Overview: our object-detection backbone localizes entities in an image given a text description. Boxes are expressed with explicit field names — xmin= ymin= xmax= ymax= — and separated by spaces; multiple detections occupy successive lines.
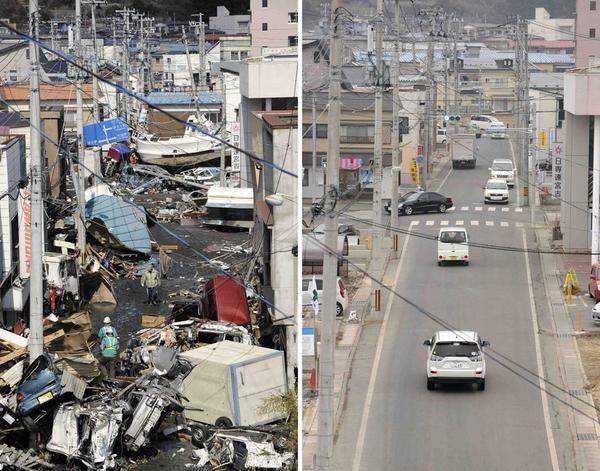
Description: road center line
xmin=351 ymin=227 xmax=413 ymax=471
xmin=522 ymin=230 xmax=560 ymax=471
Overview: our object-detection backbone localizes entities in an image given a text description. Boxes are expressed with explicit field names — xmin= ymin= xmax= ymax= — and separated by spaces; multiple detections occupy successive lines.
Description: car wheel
xmin=215 ymin=417 xmax=233 ymax=428
xmin=439 ymin=204 xmax=446 ymax=213
xmin=404 ymin=206 xmax=413 ymax=215
xmin=191 ymin=424 xmax=210 ymax=447
xmin=438 ymin=261 xmax=442 ymax=266
xmin=336 ymin=302 xmax=343 ymax=317
xmin=477 ymin=379 xmax=485 ymax=391
xmin=427 ymin=379 xmax=435 ymax=391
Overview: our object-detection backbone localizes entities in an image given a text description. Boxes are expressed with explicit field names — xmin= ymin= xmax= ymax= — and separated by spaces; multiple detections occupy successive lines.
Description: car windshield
xmin=487 ymin=181 xmax=507 ymax=190
xmin=492 ymin=162 xmax=513 ymax=171
xmin=439 ymin=231 xmax=466 ymax=243
xmin=433 ymin=342 xmax=480 ymax=358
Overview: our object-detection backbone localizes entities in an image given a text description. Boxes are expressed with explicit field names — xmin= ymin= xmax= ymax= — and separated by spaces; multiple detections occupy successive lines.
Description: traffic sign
xmin=417 ymin=155 xmax=424 ymax=164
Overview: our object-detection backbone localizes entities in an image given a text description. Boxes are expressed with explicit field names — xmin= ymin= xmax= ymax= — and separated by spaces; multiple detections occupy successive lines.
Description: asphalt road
xmin=333 ymin=136 xmax=558 ymax=470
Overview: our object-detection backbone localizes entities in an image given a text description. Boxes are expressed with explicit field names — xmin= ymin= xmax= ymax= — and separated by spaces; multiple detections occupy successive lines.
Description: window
xmin=592 ymin=0 xmax=597 ymax=10
xmin=262 ymin=23 xmax=268 ymax=31
xmin=314 ymin=50 xmax=321 ymax=63
xmin=240 ymin=51 xmax=248 ymax=59
xmin=303 ymin=168 xmax=309 ymax=187
xmin=591 ymin=28 xmax=596 ymax=39
xmin=288 ymin=35 xmax=298 ymax=47
xmin=262 ymin=0 xmax=267 ymax=6
xmin=11 ymin=217 xmax=18 ymax=265
xmin=26 ymin=49 xmax=29 ymax=59
xmin=302 ymin=124 xmax=328 ymax=138
xmin=9 ymin=69 xmax=17 ymax=81
xmin=231 ymin=51 xmax=240 ymax=60
xmin=288 ymin=12 xmax=298 ymax=23
xmin=439 ymin=231 xmax=467 ymax=244
xmin=340 ymin=124 xmax=374 ymax=143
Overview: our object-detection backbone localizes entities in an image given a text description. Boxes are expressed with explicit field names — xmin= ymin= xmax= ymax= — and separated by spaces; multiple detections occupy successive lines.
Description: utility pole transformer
xmin=316 ymin=1 xmax=342 ymax=468
xmin=370 ymin=0 xmax=384 ymax=317
xmin=29 ymin=0 xmax=44 ymax=362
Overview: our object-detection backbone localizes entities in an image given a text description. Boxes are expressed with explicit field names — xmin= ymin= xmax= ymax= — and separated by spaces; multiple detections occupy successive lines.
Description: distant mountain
xmin=304 ymin=0 xmax=575 ymax=29
xmin=0 ymin=1 xmax=250 ymax=25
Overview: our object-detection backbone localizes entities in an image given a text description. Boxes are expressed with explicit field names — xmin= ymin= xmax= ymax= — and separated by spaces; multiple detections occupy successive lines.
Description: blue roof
xmin=85 ymin=195 xmax=151 ymax=255
xmin=144 ymin=91 xmax=222 ymax=105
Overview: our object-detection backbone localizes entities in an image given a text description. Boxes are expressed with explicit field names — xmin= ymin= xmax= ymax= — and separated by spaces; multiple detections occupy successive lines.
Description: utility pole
xmin=391 ymin=0 xmax=401 ymax=242
xmin=116 ymin=8 xmax=133 ymax=123
xmin=513 ymin=16 xmax=529 ymax=206
xmin=316 ymin=0 xmax=342 ymax=467
xmin=83 ymin=0 xmax=106 ymax=123
xmin=453 ymin=19 xmax=460 ymax=117
xmin=220 ymin=75 xmax=227 ymax=186
xmin=423 ymin=33 xmax=434 ymax=190
xmin=75 ymin=0 xmax=87 ymax=261
xmin=191 ymin=14 xmax=207 ymax=91
xmin=593 ymin=116 xmax=600 ymax=265
xmin=29 ymin=0 xmax=44 ymax=362
xmin=370 ymin=0 xmax=384 ymax=318
xmin=523 ymin=19 xmax=530 ymax=209
xmin=312 ymin=92 xmax=318 ymax=203
xmin=182 ymin=25 xmax=200 ymax=115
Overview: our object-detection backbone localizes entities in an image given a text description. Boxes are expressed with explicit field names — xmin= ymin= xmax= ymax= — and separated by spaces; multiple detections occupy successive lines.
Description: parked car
xmin=437 ymin=227 xmax=469 ymax=266
xmin=592 ymin=302 xmax=600 ymax=323
xmin=469 ymin=115 xmax=503 ymax=131
xmin=301 ymin=275 xmax=348 ymax=316
xmin=397 ymin=191 xmax=453 ymax=216
xmin=384 ymin=190 xmax=421 ymax=214
xmin=589 ymin=264 xmax=600 ymax=301
xmin=489 ymin=159 xmax=516 ymax=187
xmin=484 ymin=178 xmax=509 ymax=204
xmin=424 ymin=330 xmax=489 ymax=391
xmin=436 ymin=128 xmax=447 ymax=144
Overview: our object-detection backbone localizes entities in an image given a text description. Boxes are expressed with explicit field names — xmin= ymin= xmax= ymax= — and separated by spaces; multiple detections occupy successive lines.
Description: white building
xmin=209 ymin=6 xmax=250 ymax=35
xmin=528 ymin=7 xmax=574 ymax=41
xmin=249 ymin=0 xmax=298 ymax=57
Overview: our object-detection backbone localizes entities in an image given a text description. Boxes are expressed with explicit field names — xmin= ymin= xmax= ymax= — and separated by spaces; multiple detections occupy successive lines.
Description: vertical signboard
xmin=229 ymin=122 xmax=241 ymax=187
xmin=552 ymin=142 xmax=563 ymax=199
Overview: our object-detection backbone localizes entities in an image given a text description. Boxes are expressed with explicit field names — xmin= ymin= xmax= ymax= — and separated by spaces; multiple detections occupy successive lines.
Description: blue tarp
xmin=85 ymin=195 xmax=151 ymax=255
xmin=83 ymin=118 xmax=130 ymax=147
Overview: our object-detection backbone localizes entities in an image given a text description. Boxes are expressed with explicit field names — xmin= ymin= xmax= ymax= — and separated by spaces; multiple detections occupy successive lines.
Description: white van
xmin=424 ymin=331 xmax=489 ymax=391
xmin=301 ymin=276 xmax=348 ymax=316
xmin=469 ymin=115 xmax=503 ymax=131
xmin=437 ymin=227 xmax=469 ymax=266
xmin=436 ymin=128 xmax=447 ymax=144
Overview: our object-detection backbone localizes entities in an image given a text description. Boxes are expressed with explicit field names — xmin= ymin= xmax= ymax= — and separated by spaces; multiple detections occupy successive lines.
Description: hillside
xmin=304 ymin=0 xmax=575 ymax=29
xmin=0 ymin=0 xmax=250 ymax=25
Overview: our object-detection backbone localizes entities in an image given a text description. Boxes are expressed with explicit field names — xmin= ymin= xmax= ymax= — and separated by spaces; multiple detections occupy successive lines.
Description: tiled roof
xmin=144 ymin=91 xmax=222 ymax=105
xmin=0 ymin=83 xmax=97 ymax=101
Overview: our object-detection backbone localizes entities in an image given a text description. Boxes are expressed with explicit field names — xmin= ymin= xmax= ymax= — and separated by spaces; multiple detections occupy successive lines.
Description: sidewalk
xmin=302 ymin=147 xmax=451 ymax=469
xmin=536 ymin=212 xmax=600 ymax=470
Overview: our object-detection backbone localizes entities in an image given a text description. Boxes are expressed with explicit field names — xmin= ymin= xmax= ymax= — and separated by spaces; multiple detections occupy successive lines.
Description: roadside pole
xmin=390 ymin=0 xmax=401 ymax=253
xmin=75 ymin=0 xmax=87 ymax=263
xmin=312 ymin=93 xmax=318 ymax=203
xmin=523 ymin=19 xmax=530 ymax=207
xmin=423 ymin=36 xmax=433 ymax=190
xmin=370 ymin=0 xmax=384 ymax=318
xmin=220 ymin=75 xmax=227 ymax=186
xmin=28 ymin=0 xmax=44 ymax=362
xmin=593 ymin=115 xmax=600 ymax=265
xmin=316 ymin=0 xmax=342 ymax=467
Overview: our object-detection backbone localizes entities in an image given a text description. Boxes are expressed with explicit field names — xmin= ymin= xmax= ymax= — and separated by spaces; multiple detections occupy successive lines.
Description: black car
xmin=397 ymin=191 xmax=453 ymax=215
xmin=384 ymin=191 xmax=419 ymax=214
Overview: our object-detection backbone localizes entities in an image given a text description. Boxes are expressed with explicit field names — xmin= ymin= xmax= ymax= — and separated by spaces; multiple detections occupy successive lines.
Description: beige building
xmin=528 ymin=7 xmax=574 ymax=41
xmin=249 ymin=0 xmax=298 ymax=56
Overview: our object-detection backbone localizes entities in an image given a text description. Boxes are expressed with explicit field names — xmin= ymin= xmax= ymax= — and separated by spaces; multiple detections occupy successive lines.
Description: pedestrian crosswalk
xmin=410 ymin=219 xmax=525 ymax=229
xmin=446 ymin=205 xmax=525 ymax=213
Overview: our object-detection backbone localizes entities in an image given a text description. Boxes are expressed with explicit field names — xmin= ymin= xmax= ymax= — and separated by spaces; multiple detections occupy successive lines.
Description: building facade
xmin=575 ymin=0 xmax=600 ymax=67
xmin=249 ymin=0 xmax=298 ymax=56
xmin=209 ymin=6 xmax=250 ymax=35
xmin=528 ymin=7 xmax=574 ymax=41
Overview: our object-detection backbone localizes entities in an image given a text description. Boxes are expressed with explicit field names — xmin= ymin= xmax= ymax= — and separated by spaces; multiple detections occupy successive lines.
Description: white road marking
xmin=522 ymin=231 xmax=561 ymax=471
xmin=352 ymin=227 xmax=413 ymax=471
xmin=447 ymin=207 xmax=455 ymax=212
xmin=488 ymin=207 xmax=496 ymax=212
xmin=501 ymin=221 xmax=509 ymax=227
xmin=516 ymin=207 xmax=523 ymax=213
xmin=502 ymin=207 xmax=509 ymax=212
xmin=411 ymin=220 xmax=420 ymax=226
xmin=475 ymin=206 xmax=483 ymax=211
xmin=426 ymin=220 xmax=434 ymax=226
xmin=456 ymin=220 xmax=464 ymax=226
xmin=440 ymin=220 xmax=449 ymax=226
xmin=461 ymin=206 xmax=469 ymax=211
xmin=516 ymin=222 xmax=524 ymax=227
xmin=470 ymin=220 xmax=479 ymax=226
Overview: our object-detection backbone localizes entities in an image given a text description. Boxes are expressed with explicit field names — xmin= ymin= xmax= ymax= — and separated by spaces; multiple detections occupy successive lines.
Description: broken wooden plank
xmin=0 ymin=329 xmax=28 ymax=349
xmin=0 ymin=329 xmax=66 ymax=367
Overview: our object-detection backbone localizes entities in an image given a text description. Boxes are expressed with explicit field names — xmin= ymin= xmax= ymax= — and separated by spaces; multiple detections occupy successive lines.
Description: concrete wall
xmin=562 ymin=112 xmax=590 ymax=250
xmin=240 ymin=59 xmax=298 ymax=99
xmin=576 ymin=0 xmax=600 ymax=67
xmin=249 ymin=0 xmax=297 ymax=56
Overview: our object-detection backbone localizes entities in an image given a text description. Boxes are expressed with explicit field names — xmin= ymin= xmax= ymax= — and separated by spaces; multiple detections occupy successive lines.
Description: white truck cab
xmin=424 ymin=330 xmax=489 ymax=391
xmin=437 ymin=227 xmax=469 ymax=266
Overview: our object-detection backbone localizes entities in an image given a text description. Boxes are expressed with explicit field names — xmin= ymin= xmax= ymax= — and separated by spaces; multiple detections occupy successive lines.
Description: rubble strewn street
xmin=0 ymin=0 xmax=298 ymax=468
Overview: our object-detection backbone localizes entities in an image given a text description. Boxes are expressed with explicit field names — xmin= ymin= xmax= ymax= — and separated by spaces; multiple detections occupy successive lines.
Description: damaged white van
xmin=437 ymin=227 xmax=469 ymax=266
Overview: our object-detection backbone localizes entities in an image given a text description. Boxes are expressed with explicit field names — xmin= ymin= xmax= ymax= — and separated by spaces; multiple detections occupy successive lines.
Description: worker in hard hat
xmin=98 ymin=317 xmax=119 ymax=378
xmin=141 ymin=263 xmax=161 ymax=305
